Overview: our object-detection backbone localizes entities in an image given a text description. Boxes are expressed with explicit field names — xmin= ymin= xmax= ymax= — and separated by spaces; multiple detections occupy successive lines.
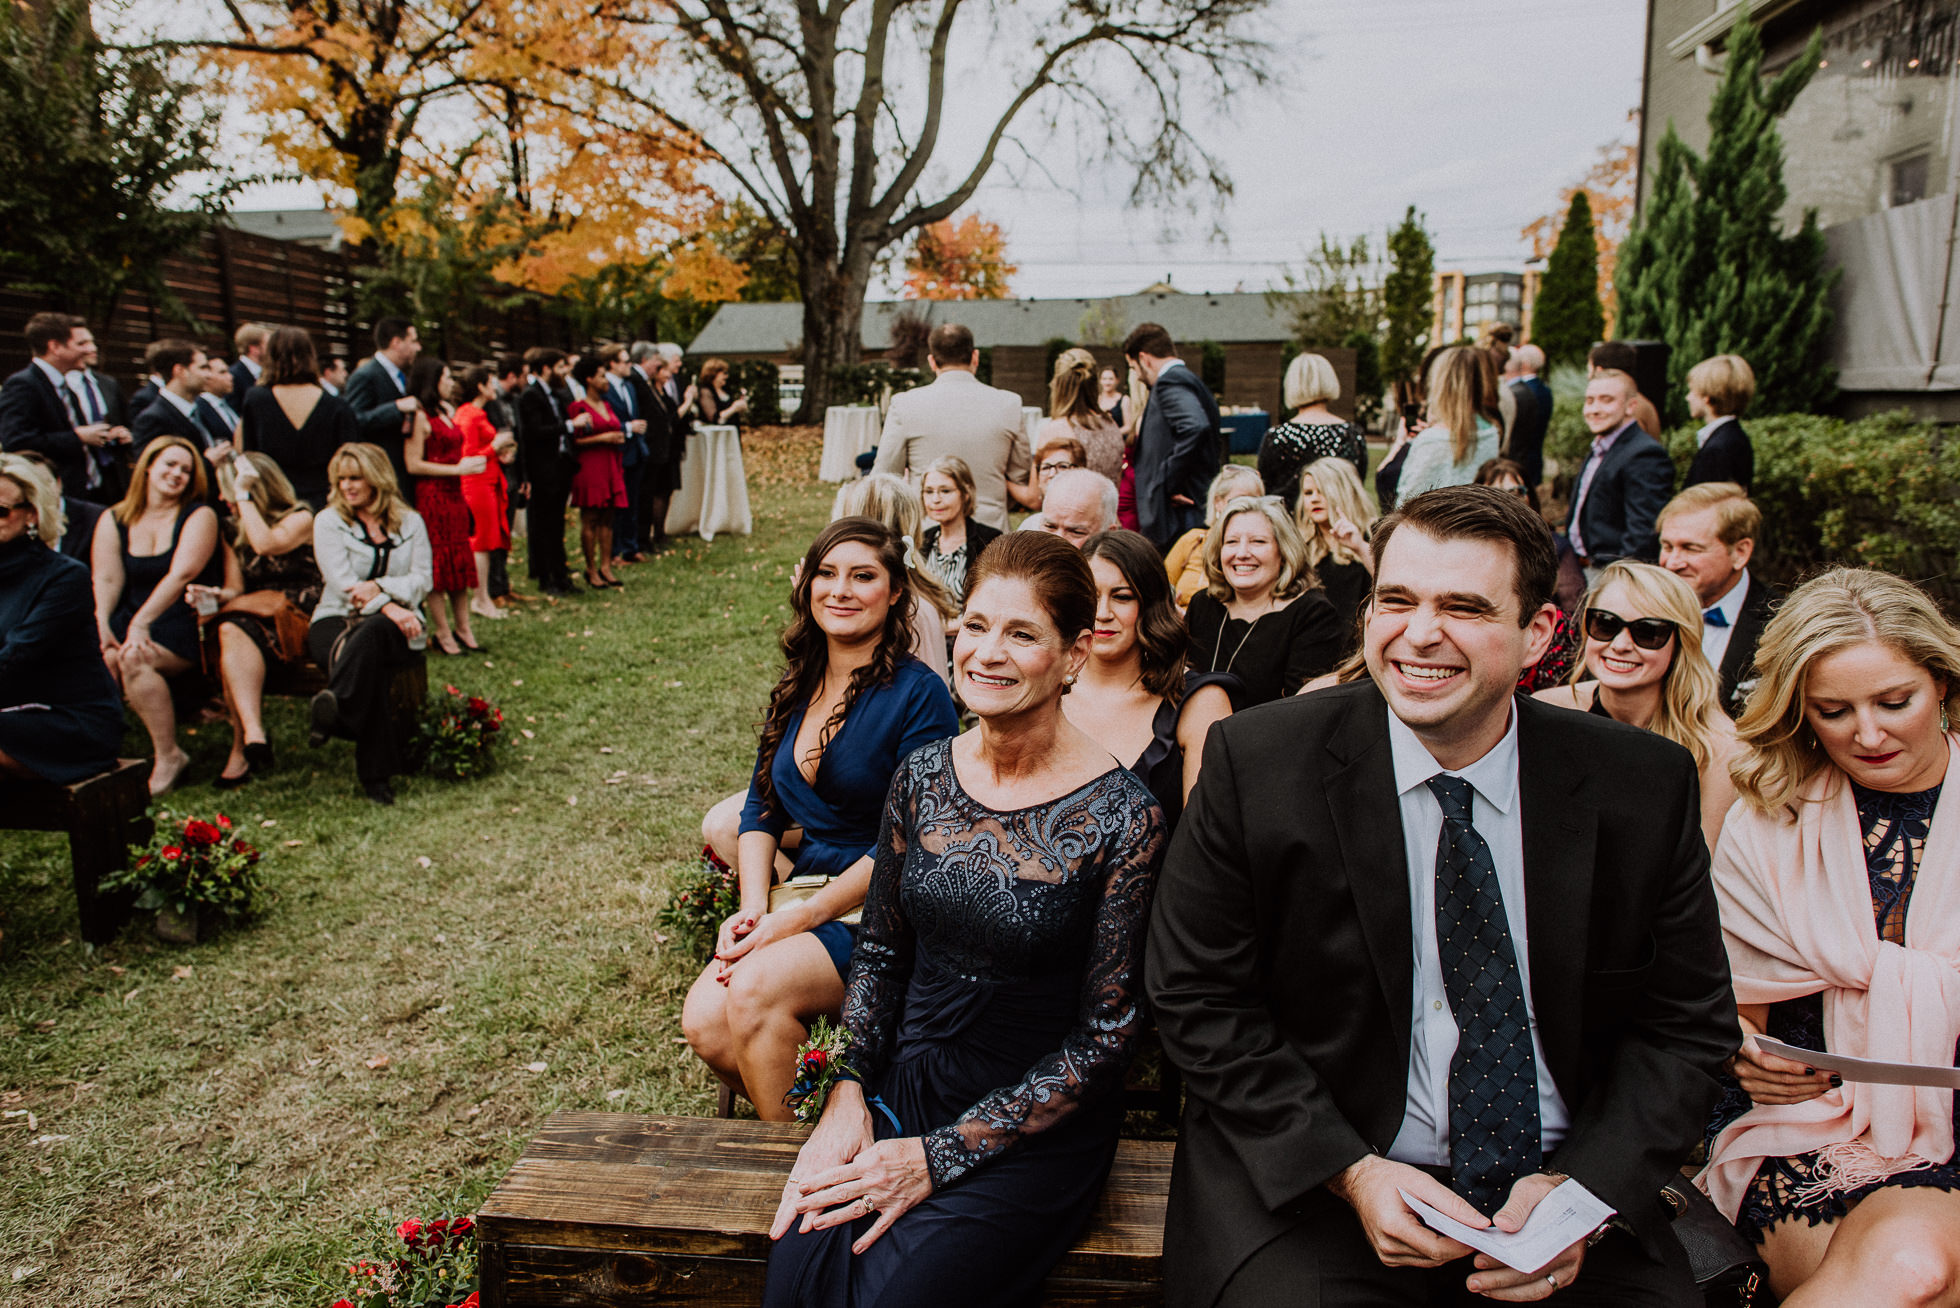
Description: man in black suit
xmin=195 ymin=355 xmax=243 ymax=450
xmin=625 ymin=342 xmax=671 ymax=554
xmin=515 ymin=347 xmax=592 ymax=595
xmin=1658 ymin=483 xmax=1773 ymax=719
xmin=1681 ymin=354 xmax=1754 ymax=492
xmin=341 ymin=316 xmax=424 ymax=493
xmin=1566 ymin=370 xmax=1675 ymax=583
xmin=1504 ymin=344 xmax=1552 ymax=491
xmin=230 ymin=323 xmax=270 ymax=399
xmin=131 ymin=341 xmax=211 ymax=449
xmin=0 ymin=312 xmax=128 ymax=501
xmin=1148 ymin=485 xmax=1737 ymax=1307
xmin=129 ymin=338 xmax=176 ymax=419
xmin=66 ymin=328 xmax=134 ymax=500
xmin=1125 ymin=321 xmax=1223 ymax=551
xmin=603 ymin=342 xmax=651 ymax=565
xmin=484 ymin=354 xmax=527 ymax=602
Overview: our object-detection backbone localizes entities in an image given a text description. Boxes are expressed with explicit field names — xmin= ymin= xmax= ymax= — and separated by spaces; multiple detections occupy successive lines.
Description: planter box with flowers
xmin=97 ymin=810 xmax=267 ymax=943
xmin=415 ymin=685 xmax=504 ymax=780
xmin=328 ymin=1214 xmax=477 ymax=1308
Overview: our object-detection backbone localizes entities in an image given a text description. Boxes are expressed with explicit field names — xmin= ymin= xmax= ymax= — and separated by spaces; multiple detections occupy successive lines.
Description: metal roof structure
xmin=686 ymin=290 xmax=1297 ymax=355
xmin=222 ymin=209 xmax=347 ymax=251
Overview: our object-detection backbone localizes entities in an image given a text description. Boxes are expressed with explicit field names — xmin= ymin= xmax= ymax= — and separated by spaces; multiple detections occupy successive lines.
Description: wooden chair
xmin=476 ymin=1112 xmax=1173 ymax=1307
xmin=0 ymin=758 xmax=153 ymax=944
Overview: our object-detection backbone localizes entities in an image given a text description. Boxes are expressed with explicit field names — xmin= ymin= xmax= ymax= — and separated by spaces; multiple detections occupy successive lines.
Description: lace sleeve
xmin=922 ymin=793 xmax=1167 ymax=1188
xmin=837 ymin=762 xmax=918 ymax=1086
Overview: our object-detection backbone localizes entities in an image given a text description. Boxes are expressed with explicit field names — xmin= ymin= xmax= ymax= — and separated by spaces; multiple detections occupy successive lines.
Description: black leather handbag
xmin=1660 ymin=1177 xmax=1766 ymax=1307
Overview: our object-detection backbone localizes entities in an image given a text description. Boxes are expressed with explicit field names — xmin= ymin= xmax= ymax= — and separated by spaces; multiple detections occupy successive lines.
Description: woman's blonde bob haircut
xmin=325 ymin=442 xmax=411 ymax=535
xmin=1295 ymin=456 xmax=1378 ymax=569
xmin=1283 ymin=352 xmax=1341 ymax=409
xmin=113 ymin=436 xmax=208 ymax=525
xmin=830 ymin=471 xmax=957 ymax=618
xmin=0 ymin=452 xmax=62 ymax=546
xmin=1571 ymin=561 xmax=1725 ymax=772
xmin=1731 ymin=567 xmax=1960 ymax=813
xmin=1202 ymin=495 xmax=1316 ymax=603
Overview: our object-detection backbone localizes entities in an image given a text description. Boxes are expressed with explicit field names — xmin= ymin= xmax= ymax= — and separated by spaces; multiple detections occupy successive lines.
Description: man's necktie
xmin=1428 ymin=774 xmax=1542 ymax=1213
xmin=80 ymin=375 xmax=103 ymax=424
xmin=1702 ymin=608 xmax=1729 ymax=628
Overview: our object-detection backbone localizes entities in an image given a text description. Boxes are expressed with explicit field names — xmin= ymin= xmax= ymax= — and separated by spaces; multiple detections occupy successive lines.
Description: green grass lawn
xmin=0 ymin=428 xmax=835 ymax=1306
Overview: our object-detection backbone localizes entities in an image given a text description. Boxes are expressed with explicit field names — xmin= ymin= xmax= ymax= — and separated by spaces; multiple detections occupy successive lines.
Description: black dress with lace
xmin=763 ymin=739 xmax=1168 ymax=1308
xmin=1707 ymin=781 xmax=1960 ymax=1243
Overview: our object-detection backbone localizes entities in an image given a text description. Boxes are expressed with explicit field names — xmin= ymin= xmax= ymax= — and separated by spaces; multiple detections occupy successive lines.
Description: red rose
xmin=445 ymin=683 xmax=461 ymax=696
xmin=396 ymin=1217 xmax=424 ymax=1246
xmin=160 ymin=845 xmax=183 ymax=860
xmin=806 ymin=1049 xmax=828 ymax=1071
xmin=216 ymin=814 xmax=232 ymax=830
xmin=449 ymin=1294 xmax=480 ymax=1308
xmin=184 ymin=819 xmax=221 ymax=846
xmin=334 ymin=1300 xmax=356 ymax=1308
xmin=451 ymin=1216 xmax=474 ymax=1238
xmin=468 ymin=697 xmax=489 ymax=714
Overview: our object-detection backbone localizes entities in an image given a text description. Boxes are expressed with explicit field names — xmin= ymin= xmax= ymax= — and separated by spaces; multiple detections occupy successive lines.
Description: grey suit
xmin=872 ymin=370 xmax=1028 ymax=531
xmin=1133 ymin=362 xmax=1222 ymax=550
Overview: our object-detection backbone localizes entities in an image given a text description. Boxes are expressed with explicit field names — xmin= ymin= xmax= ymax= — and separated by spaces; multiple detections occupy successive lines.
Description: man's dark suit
xmin=516 ymin=379 xmax=577 ymax=586
xmin=1713 ymin=573 xmax=1776 ymax=719
xmin=1682 ymin=416 xmax=1752 ymax=493
xmin=623 ymin=366 xmax=670 ymax=550
xmin=229 ymin=359 xmax=258 ymax=401
xmin=58 ymin=495 xmax=104 ymax=567
xmin=1505 ymin=376 xmax=1552 ymax=490
xmin=0 ymin=363 xmax=89 ymax=496
xmin=129 ymin=377 xmax=161 ymax=419
xmin=1567 ymin=424 xmax=1676 ymax=566
xmin=341 ymin=358 xmax=414 ymax=492
xmin=196 ymin=396 xmax=238 ymax=450
xmin=132 ymin=393 xmax=209 ymax=454
xmin=1146 ymin=682 xmax=1737 ymax=1306
xmin=1134 ymin=362 xmax=1223 ymax=550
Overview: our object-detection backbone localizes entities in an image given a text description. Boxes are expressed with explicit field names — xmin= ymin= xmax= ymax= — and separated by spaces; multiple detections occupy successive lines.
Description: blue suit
xmin=608 ymin=376 xmax=650 ymax=559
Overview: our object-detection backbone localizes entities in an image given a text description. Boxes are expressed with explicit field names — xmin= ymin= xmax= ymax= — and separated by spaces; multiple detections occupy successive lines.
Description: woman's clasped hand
xmin=770 ymin=1081 xmax=933 ymax=1254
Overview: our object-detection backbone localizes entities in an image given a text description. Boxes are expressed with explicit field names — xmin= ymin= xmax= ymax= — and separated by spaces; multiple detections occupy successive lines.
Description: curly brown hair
xmin=752 ymin=517 xmax=916 ymax=821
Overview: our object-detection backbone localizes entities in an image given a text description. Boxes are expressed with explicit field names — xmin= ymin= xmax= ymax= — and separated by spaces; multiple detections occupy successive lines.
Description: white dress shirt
xmin=1701 ymin=568 xmax=1750 ymax=670
xmin=1384 ymin=706 xmax=1572 ymax=1169
xmin=157 ymin=386 xmax=199 ymax=423
xmin=241 ymin=356 xmax=263 ymax=381
xmin=1695 ymin=417 xmax=1726 ymax=449
xmin=65 ymin=368 xmax=108 ymax=424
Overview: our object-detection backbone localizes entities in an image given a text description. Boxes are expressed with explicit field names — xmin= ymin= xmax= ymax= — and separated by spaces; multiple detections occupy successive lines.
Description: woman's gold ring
xmin=858 ymin=1197 xmax=875 ymax=1216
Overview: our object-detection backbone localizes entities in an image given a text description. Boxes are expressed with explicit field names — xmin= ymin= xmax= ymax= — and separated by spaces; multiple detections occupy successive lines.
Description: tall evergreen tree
xmin=1532 ymin=191 xmax=1606 ymax=369
xmin=1618 ymin=16 xmax=1834 ymax=424
xmin=1382 ymin=206 xmax=1436 ymax=385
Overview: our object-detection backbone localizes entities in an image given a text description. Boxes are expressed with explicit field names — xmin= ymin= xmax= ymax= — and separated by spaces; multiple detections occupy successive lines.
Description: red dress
xmin=568 ymin=398 xmax=627 ymax=509
xmin=415 ymin=411 xmax=478 ymax=593
xmin=456 ymin=401 xmax=510 ymax=551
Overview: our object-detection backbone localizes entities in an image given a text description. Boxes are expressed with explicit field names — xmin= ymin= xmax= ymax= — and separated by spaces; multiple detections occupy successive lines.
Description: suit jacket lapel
xmin=1516 ymin=696 xmax=1594 ymax=1094
xmin=1719 ymin=575 xmax=1765 ymax=696
xmin=1324 ymin=684 xmax=1414 ymax=1059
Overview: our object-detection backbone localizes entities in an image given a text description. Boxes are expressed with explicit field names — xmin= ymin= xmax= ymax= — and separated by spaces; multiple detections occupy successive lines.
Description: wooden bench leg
xmin=717 ymin=1084 xmax=736 ymax=1119
xmin=69 ymin=809 xmax=145 ymax=945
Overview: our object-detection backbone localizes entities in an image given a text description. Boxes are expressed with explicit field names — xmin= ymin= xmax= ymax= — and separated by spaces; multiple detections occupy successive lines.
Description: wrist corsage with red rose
xmin=784 ymin=1017 xmax=859 ymax=1125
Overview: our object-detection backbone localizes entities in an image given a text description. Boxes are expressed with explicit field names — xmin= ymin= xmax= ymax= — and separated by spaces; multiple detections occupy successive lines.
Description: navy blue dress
xmin=740 ymin=654 xmax=959 ymax=975
xmin=763 ymin=740 xmax=1167 ymax=1308
xmin=0 ymin=536 xmax=123 ymax=783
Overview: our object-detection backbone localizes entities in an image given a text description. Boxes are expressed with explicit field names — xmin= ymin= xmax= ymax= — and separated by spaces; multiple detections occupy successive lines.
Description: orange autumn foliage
xmin=1523 ymin=137 xmax=1636 ymax=335
xmin=903 ymin=214 xmax=1016 ymax=300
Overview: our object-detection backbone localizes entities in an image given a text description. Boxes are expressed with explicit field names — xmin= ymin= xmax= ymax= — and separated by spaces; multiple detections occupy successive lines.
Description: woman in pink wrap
xmin=1698 ymin=568 xmax=1960 ymax=1305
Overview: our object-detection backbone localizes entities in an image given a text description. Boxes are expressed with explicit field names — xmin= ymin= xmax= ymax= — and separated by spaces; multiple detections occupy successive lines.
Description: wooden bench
xmin=476 ymin=1113 xmax=1173 ymax=1307
xmin=0 ymin=758 xmax=153 ymax=944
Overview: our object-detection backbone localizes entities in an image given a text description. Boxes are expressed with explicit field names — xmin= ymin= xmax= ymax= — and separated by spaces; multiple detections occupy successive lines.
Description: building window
xmin=1890 ymin=153 xmax=1931 ymax=208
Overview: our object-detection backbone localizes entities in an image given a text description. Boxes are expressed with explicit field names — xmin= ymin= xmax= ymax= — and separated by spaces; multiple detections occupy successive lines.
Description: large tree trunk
xmin=794 ymin=257 xmax=866 ymax=423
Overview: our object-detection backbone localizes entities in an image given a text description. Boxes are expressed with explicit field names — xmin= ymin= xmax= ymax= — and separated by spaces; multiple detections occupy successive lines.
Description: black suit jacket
xmin=132 ymin=394 xmax=210 ymax=454
xmin=1505 ymin=377 xmax=1551 ymax=489
xmin=196 ymin=396 xmax=237 ymax=450
xmin=129 ymin=379 xmax=161 ymax=419
xmin=342 ymin=359 xmax=413 ymax=490
xmin=1714 ymin=573 xmax=1776 ymax=719
xmin=516 ymin=380 xmax=578 ymax=483
xmin=58 ymin=495 xmax=103 ymax=567
xmin=1146 ymin=683 xmax=1737 ymax=1306
xmin=229 ymin=360 xmax=257 ymax=400
xmin=624 ymin=368 xmax=670 ymax=466
xmin=1134 ymin=363 xmax=1223 ymax=548
xmin=0 ymin=364 xmax=88 ymax=496
xmin=1567 ymin=424 xmax=1676 ymax=565
xmin=1683 ymin=417 xmax=1753 ymax=493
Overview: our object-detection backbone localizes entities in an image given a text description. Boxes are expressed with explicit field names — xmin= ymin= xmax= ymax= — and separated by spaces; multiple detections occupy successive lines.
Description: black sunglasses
xmin=1584 ymin=608 xmax=1676 ymax=650
xmin=0 ymin=501 xmax=27 ymax=520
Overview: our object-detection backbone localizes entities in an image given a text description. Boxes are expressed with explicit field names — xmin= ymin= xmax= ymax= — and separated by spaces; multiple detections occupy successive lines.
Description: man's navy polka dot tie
xmin=1427 ymin=774 xmax=1542 ymax=1213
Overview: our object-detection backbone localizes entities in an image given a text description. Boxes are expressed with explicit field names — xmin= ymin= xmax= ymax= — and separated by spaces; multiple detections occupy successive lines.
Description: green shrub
xmin=730 ymin=360 xmax=782 ymax=425
xmin=1541 ymin=363 xmax=1593 ymax=483
xmin=828 ymin=362 xmax=926 ymax=407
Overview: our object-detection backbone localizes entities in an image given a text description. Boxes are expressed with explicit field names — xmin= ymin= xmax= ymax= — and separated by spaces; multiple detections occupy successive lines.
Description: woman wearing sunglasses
xmin=1535 ymin=559 xmax=1739 ymax=848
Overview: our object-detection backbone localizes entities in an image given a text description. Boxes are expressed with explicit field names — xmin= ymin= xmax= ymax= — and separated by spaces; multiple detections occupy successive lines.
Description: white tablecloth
xmin=1022 ymin=406 xmax=1045 ymax=450
xmin=666 ymin=425 xmax=752 ymax=541
xmin=820 ymin=406 xmax=882 ymax=481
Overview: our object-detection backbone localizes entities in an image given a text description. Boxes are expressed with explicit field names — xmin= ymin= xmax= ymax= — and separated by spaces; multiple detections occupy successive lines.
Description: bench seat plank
xmin=477 ymin=1113 xmax=1172 ymax=1307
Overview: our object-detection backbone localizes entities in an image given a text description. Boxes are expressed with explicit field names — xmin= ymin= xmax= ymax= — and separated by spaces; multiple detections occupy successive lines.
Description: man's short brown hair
xmin=1123 ymin=322 xmax=1175 ymax=360
xmin=927 ymin=323 xmax=975 ymax=367
xmin=148 ymin=339 xmax=202 ymax=381
xmin=1370 ymin=484 xmax=1558 ymax=626
xmin=24 ymin=312 xmax=83 ymax=356
xmin=1685 ymin=354 xmax=1755 ymax=417
xmin=234 ymin=322 xmax=271 ymax=354
xmin=1658 ymin=481 xmax=1761 ymax=548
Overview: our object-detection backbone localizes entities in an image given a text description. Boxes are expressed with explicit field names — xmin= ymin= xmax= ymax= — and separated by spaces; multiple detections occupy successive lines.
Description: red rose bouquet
xmin=417 ymin=684 xmax=504 ymax=780
xmin=327 ymin=1213 xmax=477 ymax=1308
xmin=100 ymin=809 xmax=267 ymax=925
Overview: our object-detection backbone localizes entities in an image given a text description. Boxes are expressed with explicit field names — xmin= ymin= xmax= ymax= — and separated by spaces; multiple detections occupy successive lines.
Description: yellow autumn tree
xmin=1523 ymin=135 xmax=1636 ymax=334
xmin=903 ymin=215 xmax=1016 ymax=300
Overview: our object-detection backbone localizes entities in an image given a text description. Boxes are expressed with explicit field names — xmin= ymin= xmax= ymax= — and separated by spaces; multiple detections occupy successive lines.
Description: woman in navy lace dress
xmin=765 ymin=531 xmax=1168 ymax=1308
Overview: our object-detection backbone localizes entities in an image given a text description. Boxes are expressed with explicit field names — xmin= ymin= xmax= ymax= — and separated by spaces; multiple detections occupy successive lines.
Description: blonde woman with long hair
xmin=90 ymin=435 xmax=222 ymax=795
xmin=1534 ymin=560 xmax=1738 ymax=847
xmin=307 ymin=442 xmax=432 ymax=805
xmin=1033 ymin=347 xmax=1123 ymax=484
xmin=1293 ymin=455 xmax=1378 ymax=637
xmin=1696 ymin=568 xmax=1960 ymax=1305
xmin=1390 ymin=345 xmax=1501 ymax=507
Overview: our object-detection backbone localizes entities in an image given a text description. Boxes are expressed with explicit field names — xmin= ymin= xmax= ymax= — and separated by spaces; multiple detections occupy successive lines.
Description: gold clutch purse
xmin=767 ymin=873 xmax=863 ymax=926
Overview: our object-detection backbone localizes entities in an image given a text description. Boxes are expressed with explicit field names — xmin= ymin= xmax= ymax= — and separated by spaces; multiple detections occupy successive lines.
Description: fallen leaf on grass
xmin=171 ymin=965 xmax=193 ymax=981
xmin=521 ymin=729 xmax=535 ymax=740
xmin=526 ymin=1061 xmax=548 ymax=1073
xmin=34 ymin=1019 xmax=55 ymax=1031
xmin=567 ymin=795 xmax=578 ymax=806
xmin=31 ymin=1135 xmax=69 ymax=1146
xmin=599 ymin=746 xmax=613 ymax=754
xmin=283 ymin=839 xmax=304 ymax=848
xmin=14 ymin=1267 xmax=43 ymax=1283
xmin=122 ymin=988 xmax=140 ymax=1005
xmin=107 ymin=965 xmax=126 ymax=976
xmin=606 ymin=1089 xmax=629 ymax=1101
xmin=365 ymin=1055 xmax=391 ymax=1071
xmin=416 ymin=856 xmax=433 ymax=869
xmin=260 ymin=819 xmax=277 ymax=828
xmin=511 ymin=679 xmax=523 ymax=687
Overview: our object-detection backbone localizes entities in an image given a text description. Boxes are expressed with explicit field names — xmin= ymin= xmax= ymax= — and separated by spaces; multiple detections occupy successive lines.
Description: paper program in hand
xmin=1399 ymin=1179 xmax=1616 ymax=1275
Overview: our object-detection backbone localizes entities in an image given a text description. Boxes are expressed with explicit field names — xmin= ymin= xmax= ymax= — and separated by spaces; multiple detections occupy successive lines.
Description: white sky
xmin=155 ymin=0 xmax=1647 ymax=300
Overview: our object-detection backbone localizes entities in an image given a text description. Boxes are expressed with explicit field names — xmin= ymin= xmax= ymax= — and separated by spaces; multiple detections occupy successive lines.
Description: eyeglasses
xmin=0 ymin=500 xmax=27 ymax=520
xmin=1583 ymin=608 xmax=1677 ymax=650
xmin=1038 ymin=460 xmax=1076 ymax=475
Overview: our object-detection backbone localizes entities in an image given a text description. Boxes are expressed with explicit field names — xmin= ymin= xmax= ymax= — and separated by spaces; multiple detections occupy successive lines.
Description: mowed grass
xmin=0 ymin=428 xmax=835 ymax=1307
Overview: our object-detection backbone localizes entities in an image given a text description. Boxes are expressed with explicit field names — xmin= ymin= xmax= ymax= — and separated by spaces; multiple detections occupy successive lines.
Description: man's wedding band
xmin=1545 ymin=1272 xmax=1559 ymax=1290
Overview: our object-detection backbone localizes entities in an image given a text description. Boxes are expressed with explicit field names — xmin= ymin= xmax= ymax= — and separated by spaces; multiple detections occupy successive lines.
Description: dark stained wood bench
xmin=477 ymin=1113 xmax=1173 ymax=1307
xmin=0 ymin=758 xmax=153 ymax=944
